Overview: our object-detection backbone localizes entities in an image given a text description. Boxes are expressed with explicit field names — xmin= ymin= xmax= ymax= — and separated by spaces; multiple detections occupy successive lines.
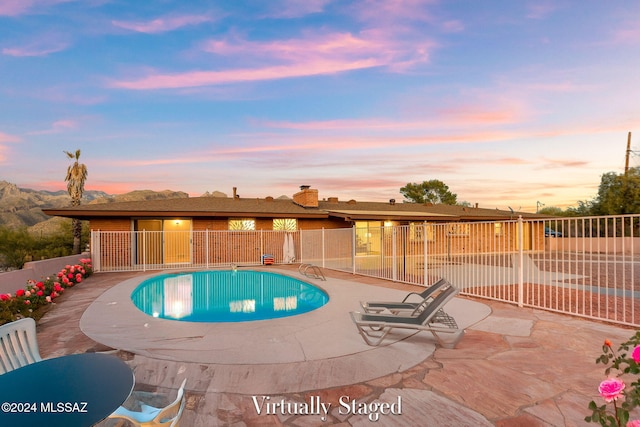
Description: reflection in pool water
xmin=131 ymin=270 xmax=329 ymax=322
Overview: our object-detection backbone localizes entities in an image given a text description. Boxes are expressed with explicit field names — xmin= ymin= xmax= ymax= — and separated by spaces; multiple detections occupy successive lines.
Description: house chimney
xmin=233 ymin=187 xmax=239 ymax=199
xmin=293 ymin=185 xmax=318 ymax=207
xmin=327 ymin=197 xmax=339 ymax=204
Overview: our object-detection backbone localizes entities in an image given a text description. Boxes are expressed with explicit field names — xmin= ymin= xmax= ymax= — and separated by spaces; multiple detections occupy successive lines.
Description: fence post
xmin=423 ymin=222 xmax=428 ymax=285
xmin=392 ymin=226 xmax=397 ymax=281
xmin=352 ymin=226 xmax=356 ymax=274
xmin=141 ymin=230 xmax=146 ymax=272
xmin=322 ymin=228 xmax=326 ymax=269
xmin=517 ymin=216 xmax=524 ymax=307
xmin=206 ymin=229 xmax=209 ymax=269
xmin=91 ymin=230 xmax=99 ymax=272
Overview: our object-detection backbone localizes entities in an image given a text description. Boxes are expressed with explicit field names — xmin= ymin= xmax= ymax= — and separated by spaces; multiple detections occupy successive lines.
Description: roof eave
xmin=42 ymin=208 xmax=328 ymax=219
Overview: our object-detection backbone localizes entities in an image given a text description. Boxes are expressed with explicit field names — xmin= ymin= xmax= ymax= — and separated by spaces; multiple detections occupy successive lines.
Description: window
xmin=228 ymin=219 xmax=256 ymax=230
xmin=410 ymin=222 xmax=435 ymax=241
xmin=355 ymin=221 xmax=382 ymax=255
xmin=273 ymin=218 xmax=297 ymax=231
xmin=448 ymin=223 xmax=470 ymax=236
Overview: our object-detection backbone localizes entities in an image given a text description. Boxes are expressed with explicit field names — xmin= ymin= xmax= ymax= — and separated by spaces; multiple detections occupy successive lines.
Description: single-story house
xmin=44 ymin=186 xmax=548 ymax=270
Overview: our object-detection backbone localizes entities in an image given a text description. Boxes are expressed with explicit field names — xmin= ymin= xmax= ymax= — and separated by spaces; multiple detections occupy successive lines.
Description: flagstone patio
xmin=34 ymin=266 xmax=637 ymax=426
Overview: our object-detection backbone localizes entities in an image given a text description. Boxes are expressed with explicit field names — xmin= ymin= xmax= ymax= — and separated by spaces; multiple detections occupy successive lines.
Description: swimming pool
xmin=131 ymin=270 xmax=329 ymax=322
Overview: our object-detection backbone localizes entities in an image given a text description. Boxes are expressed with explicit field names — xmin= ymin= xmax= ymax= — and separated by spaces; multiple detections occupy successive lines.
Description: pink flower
xmin=631 ymin=346 xmax=640 ymax=363
xmin=36 ymin=290 xmax=43 ymax=297
xmin=24 ymin=300 xmax=30 ymax=305
xmin=25 ymin=290 xmax=31 ymax=297
xmin=627 ymin=421 xmax=640 ymax=427
xmin=599 ymin=378 xmax=626 ymax=402
xmin=45 ymin=296 xmax=52 ymax=303
xmin=0 ymin=294 xmax=10 ymax=301
xmin=15 ymin=289 xmax=25 ymax=297
xmin=76 ymin=277 xmax=82 ymax=283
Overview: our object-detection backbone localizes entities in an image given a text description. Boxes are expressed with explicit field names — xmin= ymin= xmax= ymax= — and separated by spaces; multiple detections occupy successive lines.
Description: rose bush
xmin=587 ymin=332 xmax=640 ymax=427
xmin=0 ymin=258 xmax=92 ymax=325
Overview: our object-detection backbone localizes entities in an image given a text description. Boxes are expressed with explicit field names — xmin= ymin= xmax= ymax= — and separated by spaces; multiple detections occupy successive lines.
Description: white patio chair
xmin=109 ymin=378 xmax=187 ymax=426
xmin=0 ymin=317 xmax=43 ymax=374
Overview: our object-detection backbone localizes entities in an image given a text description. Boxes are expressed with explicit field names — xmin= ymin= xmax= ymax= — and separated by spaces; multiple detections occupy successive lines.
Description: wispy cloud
xmin=0 ymin=132 xmax=20 ymax=163
xmin=612 ymin=26 xmax=640 ymax=45
xmin=351 ymin=0 xmax=438 ymax=25
xmin=526 ymin=2 xmax=557 ymax=19
xmin=260 ymin=105 xmax=524 ymax=131
xmin=28 ymin=119 xmax=79 ymax=135
xmin=0 ymin=131 xmax=20 ymax=143
xmin=264 ymin=0 xmax=332 ymax=18
xmin=2 ymin=41 xmax=68 ymax=57
xmin=0 ymin=0 xmax=75 ymax=17
xmin=110 ymin=58 xmax=383 ymax=90
xmin=0 ymin=0 xmax=33 ymax=16
xmin=111 ymin=30 xmax=435 ymax=89
xmin=538 ymin=157 xmax=590 ymax=169
xmin=112 ymin=14 xmax=212 ymax=34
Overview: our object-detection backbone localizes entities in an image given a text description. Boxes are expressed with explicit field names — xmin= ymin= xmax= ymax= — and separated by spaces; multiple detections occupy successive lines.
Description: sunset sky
xmin=1 ymin=1 xmax=639 ymax=211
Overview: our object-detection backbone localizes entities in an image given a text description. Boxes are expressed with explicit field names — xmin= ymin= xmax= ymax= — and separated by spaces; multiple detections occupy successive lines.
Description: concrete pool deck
xmin=34 ymin=266 xmax=638 ymax=426
xmin=79 ymin=269 xmax=489 ymax=394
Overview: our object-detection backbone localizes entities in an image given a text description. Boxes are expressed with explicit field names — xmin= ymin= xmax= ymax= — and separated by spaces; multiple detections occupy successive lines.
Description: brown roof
xmin=43 ymin=195 xmax=547 ymax=222
xmin=43 ymin=197 xmax=327 ymax=219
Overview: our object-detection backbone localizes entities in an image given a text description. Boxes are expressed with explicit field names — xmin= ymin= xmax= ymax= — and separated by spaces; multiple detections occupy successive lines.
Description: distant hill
xmin=0 ymin=181 xmax=190 ymax=234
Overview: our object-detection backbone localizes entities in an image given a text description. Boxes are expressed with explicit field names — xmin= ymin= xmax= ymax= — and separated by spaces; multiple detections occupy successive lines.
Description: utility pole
xmin=625 ymin=131 xmax=632 ymax=174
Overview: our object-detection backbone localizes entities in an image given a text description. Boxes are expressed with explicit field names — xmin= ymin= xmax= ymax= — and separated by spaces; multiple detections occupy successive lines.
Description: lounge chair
xmin=0 ymin=317 xmax=43 ymax=374
xmin=360 ymin=278 xmax=449 ymax=314
xmin=350 ymin=285 xmax=464 ymax=348
xmin=109 ymin=378 xmax=187 ymax=426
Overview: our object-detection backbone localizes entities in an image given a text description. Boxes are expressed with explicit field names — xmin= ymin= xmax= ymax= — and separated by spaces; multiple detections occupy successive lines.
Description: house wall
xmin=90 ymin=218 xmax=131 ymax=231
xmin=89 ymin=219 xmax=132 ymax=269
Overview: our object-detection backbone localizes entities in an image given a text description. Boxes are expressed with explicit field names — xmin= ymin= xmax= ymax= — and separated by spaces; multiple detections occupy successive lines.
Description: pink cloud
xmin=350 ymin=0 xmax=438 ymax=25
xmin=28 ymin=119 xmax=79 ymax=135
xmin=538 ymin=158 xmax=590 ymax=169
xmin=436 ymin=105 xmax=525 ymax=126
xmin=2 ymin=42 xmax=68 ymax=57
xmin=0 ymin=0 xmax=75 ymax=17
xmin=260 ymin=104 xmax=524 ymax=131
xmin=0 ymin=132 xmax=20 ymax=143
xmin=204 ymin=32 xmax=381 ymax=60
xmin=612 ymin=27 xmax=640 ymax=45
xmin=0 ymin=0 xmax=37 ymax=16
xmin=265 ymin=0 xmax=332 ymax=18
xmin=441 ymin=20 xmax=464 ymax=33
xmin=526 ymin=2 xmax=558 ymax=19
xmin=112 ymin=15 xmax=212 ymax=34
xmin=112 ymin=30 xmax=435 ymax=89
xmin=111 ymin=57 xmax=384 ymax=90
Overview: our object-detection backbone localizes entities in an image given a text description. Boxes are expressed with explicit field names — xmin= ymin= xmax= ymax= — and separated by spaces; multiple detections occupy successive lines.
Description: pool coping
xmin=80 ymin=267 xmax=491 ymax=393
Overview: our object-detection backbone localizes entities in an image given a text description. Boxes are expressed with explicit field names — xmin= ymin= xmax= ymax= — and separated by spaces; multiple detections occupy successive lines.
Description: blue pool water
xmin=131 ymin=270 xmax=329 ymax=322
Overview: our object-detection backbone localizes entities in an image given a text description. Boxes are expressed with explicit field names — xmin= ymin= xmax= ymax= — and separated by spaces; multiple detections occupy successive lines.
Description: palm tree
xmin=64 ymin=149 xmax=88 ymax=254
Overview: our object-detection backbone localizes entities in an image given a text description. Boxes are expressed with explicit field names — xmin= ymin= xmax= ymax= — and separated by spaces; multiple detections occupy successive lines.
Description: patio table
xmin=0 ymin=352 xmax=134 ymax=427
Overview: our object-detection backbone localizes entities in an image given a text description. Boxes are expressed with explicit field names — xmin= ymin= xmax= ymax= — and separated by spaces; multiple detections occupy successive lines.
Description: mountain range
xmin=0 ymin=181 xmax=193 ymax=234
